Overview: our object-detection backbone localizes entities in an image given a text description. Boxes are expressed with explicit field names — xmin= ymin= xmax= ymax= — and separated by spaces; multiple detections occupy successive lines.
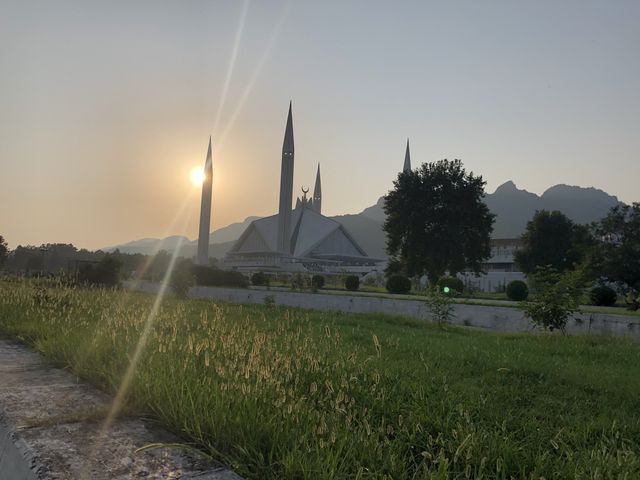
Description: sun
xmin=189 ymin=167 xmax=206 ymax=186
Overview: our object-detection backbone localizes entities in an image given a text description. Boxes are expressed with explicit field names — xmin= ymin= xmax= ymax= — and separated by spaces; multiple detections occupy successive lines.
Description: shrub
xmin=344 ymin=275 xmax=360 ymax=291
xmin=170 ymin=262 xmax=194 ymax=299
xmin=311 ymin=274 xmax=325 ymax=289
xmin=290 ymin=273 xmax=307 ymax=291
xmin=520 ymin=267 xmax=585 ymax=333
xmin=425 ymin=288 xmax=455 ymax=328
xmin=436 ymin=276 xmax=463 ymax=295
xmin=386 ymin=275 xmax=411 ymax=294
xmin=589 ymin=285 xmax=617 ymax=307
xmin=506 ymin=280 xmax=529 ymax=301
xmin=251 ymin=271 xmax=269 ymax=286
xmin=191 ymin=265 xmax=249 ymax=288
xmin=263 ymin=295 xmax=275 ymax=308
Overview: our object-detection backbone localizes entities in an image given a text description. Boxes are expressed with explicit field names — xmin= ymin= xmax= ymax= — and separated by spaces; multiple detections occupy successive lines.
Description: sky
xmin=1 ymin=0 xmax=638 ymax=250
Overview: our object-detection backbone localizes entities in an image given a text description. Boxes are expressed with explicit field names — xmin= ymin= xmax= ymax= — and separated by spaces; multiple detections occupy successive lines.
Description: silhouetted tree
xmin=384 ymin=159 xmax=494 ymax=283
xmin=514 ymin=210 xmax=593 ymax=275
xmin=0 ymin=236 xmax=8 ymax=268
xmin=77 ymin=255 xmax=122 ymax=287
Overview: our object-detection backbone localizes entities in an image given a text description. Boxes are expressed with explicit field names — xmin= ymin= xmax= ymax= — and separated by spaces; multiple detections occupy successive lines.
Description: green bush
xmin=386 ymin=275 xmax=411 ymax=294
xmin=344 ymin=275 xmax=360 ymax=291
xmin=506 ymin=280 xmax=529 ymax=301
xmin=311 ymin=274 xmax=325 ymax=289
xmin=589 ymin=285 xmax=617 ymax=307
xmin=192 ymin=265 xmax=249 ymax=288
xmin=170 ymin=262 xmax=194 ymax=299
xmin=436 ymin=276 xmax=463 ymax=295
xmin=520 ymin=267 xmax=585 ymax=333
xmin=251 ymin=271 xmax=269 ymax=286
xmin=290 ymin=273 xmax=307 ymax=291
xmin=425 ymin=288 xmax=455 ymax=328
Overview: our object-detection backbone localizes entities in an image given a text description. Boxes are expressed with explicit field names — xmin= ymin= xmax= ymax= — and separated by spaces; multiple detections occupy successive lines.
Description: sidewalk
xmin=0 ymin=338 xmax=242 ymax=480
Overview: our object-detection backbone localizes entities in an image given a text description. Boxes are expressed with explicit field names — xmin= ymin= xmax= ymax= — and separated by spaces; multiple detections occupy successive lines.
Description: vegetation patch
xmin=1 ymin=280 xmax=639 ymax=479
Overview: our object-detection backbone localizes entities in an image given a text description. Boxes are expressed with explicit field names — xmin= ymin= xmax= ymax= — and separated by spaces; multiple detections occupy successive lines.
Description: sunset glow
xmin=190 ymin=167 xmax=206 ymax=186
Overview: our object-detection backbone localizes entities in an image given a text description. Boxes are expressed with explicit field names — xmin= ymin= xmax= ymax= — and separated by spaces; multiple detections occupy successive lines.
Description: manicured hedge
xmin=251 ymin=271 xmax=269 ymax=286
xmin=436 ymin=276 xmax=464 ymax=295
xmin=589 ymin=285 xmax=617 ymax=307
xmin=311 ymin=275 xmax=325 ymax=289
xmin=192 ymin=265 xmax=249 ymax=288
xmin=344 ymin=275 xmax=360 ymax=291
xmin=506 ymin=280 xmax=529 ymax=301
xmin=386 ymin=275 xmax=411 ymax=294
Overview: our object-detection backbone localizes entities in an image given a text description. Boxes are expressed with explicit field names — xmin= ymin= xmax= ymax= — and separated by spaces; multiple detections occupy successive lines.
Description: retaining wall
xmin=131 ymin=282 xmax=640 ymax=339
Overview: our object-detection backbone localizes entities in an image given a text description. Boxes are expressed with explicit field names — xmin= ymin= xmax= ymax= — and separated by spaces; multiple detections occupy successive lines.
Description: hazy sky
xmin=1 ymin=0 xmax=638 ymax=250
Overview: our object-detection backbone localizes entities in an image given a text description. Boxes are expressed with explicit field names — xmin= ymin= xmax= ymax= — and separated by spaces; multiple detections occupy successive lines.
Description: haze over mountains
xmin=107 ymin=182 xmax=621 ymax=259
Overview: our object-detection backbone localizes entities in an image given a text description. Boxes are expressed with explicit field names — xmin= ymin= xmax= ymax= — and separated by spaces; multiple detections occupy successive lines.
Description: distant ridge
xmin=106 ymin=182 xmax=623 ymax=259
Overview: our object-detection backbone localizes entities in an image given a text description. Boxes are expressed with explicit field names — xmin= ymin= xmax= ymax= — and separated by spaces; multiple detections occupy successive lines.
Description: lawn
xmin=1 ymin=279 xmax=639 ymax=479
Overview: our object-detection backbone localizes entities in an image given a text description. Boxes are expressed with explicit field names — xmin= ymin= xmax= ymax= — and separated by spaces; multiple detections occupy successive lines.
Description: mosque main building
xmin=223 ymin=104 xmax=381 ymax=274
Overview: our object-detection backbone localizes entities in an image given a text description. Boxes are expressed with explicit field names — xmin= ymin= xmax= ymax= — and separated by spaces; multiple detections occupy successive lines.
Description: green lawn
xmin=1 ymin=280 xmax=639 ymax=479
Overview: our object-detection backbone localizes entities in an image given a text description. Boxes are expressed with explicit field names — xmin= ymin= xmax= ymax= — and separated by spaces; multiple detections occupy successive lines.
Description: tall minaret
xmin=313 ymin=163 xmax=322 ymax=214
xmin=403 ymin=138 xmax=411 ymax=173
xmin=276 ymin=102 xmax=295 ymax=254
xmin=196 ymin=136 xmax=213 ymax=265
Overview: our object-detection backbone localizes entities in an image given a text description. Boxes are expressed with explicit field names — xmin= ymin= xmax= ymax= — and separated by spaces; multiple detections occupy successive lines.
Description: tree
xmin=514 ymin=210 xmax=593 ymax=275
xmin=590 ymin=203 xmax=640 ymax=310
xmin=384 ymin=159 xmax=494 ymax=283
xmin=0 ymin=236 xmax=8 ymax=268
xmin=77 ymin=255 xmax=122 ymax=287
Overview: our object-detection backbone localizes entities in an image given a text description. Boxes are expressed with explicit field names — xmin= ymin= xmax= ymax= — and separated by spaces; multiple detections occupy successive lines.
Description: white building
xmin=458 ymin=238 xmax=526 ymax=292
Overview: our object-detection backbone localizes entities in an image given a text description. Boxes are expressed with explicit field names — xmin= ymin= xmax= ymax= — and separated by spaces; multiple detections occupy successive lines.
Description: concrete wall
xmin=131 ymin=282 xmax=640 ymax=339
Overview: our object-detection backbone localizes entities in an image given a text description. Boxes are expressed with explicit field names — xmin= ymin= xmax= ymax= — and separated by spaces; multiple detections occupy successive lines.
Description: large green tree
xmin=383 ymin=159 xmax=494 ymax=282
xmin=514 ymin=210 xmax=593 ymax=275
xmin=590 ymin=203 xmax=640 ymax=309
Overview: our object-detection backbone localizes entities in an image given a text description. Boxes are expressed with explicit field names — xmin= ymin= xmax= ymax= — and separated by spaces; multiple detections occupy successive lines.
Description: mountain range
xmin=106 ymin=182 xmax=621 ymax=259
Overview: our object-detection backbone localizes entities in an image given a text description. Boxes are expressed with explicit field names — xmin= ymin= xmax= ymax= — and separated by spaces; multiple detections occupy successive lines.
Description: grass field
xmin=1 ymin=280 xmax=639 ymax=479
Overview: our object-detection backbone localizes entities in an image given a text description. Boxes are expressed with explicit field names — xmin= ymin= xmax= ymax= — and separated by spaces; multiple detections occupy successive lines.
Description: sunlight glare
xmin=190 ymin=167 xmax=206 ymax=186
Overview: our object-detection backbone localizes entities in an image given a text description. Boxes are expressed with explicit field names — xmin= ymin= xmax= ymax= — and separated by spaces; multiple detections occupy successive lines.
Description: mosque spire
xmin=313 ymin=163 xmax=322 ymax=214
xmin=277 ymin=102 xmax=295 ymax=253
xmin=403 ymin=138 xmax=411 ymax=173
xmin=282 ymin=101 xmax=294 ymax=154
xmin=196 ymin=136 xmax=213 ymax=265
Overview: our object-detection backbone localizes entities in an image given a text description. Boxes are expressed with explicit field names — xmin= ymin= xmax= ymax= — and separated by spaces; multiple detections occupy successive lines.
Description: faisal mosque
xmin=196 ymin=103 xmax=400 ymax=274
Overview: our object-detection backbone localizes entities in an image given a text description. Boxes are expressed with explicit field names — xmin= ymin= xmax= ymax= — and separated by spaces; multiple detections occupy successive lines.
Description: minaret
xmin=276 ymin=102 xmax=295 ymax=254
xmin=403 ymin=138 xmax=411 ymax=173
xmin=196 ymin=136 xmax=213 ymax=265
xmin=313 ymin=163 xmax=322 ymax=214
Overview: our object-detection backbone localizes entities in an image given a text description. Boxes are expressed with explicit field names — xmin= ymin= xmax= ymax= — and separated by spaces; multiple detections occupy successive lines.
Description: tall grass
xmin=1 ymin=280 xmax=639 ymax=479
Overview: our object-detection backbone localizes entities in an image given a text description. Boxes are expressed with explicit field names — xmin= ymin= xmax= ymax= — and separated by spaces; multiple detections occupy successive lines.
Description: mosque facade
xmin=224 ymin=104 xmax=381 ymax=274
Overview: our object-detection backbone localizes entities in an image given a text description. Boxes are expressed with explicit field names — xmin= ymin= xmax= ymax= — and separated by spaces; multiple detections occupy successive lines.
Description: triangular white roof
xmin=228 ymin=205 xmax=369 ymax=259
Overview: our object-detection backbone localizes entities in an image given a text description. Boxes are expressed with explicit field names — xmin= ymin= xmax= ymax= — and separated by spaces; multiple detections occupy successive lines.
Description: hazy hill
xmin=106 ymin=182 xmax=622 ymax=260
xmin=486 ymin=182 xmax=620 ymax=237
xmin=209 ymin=216 xmax=261 ymax=244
